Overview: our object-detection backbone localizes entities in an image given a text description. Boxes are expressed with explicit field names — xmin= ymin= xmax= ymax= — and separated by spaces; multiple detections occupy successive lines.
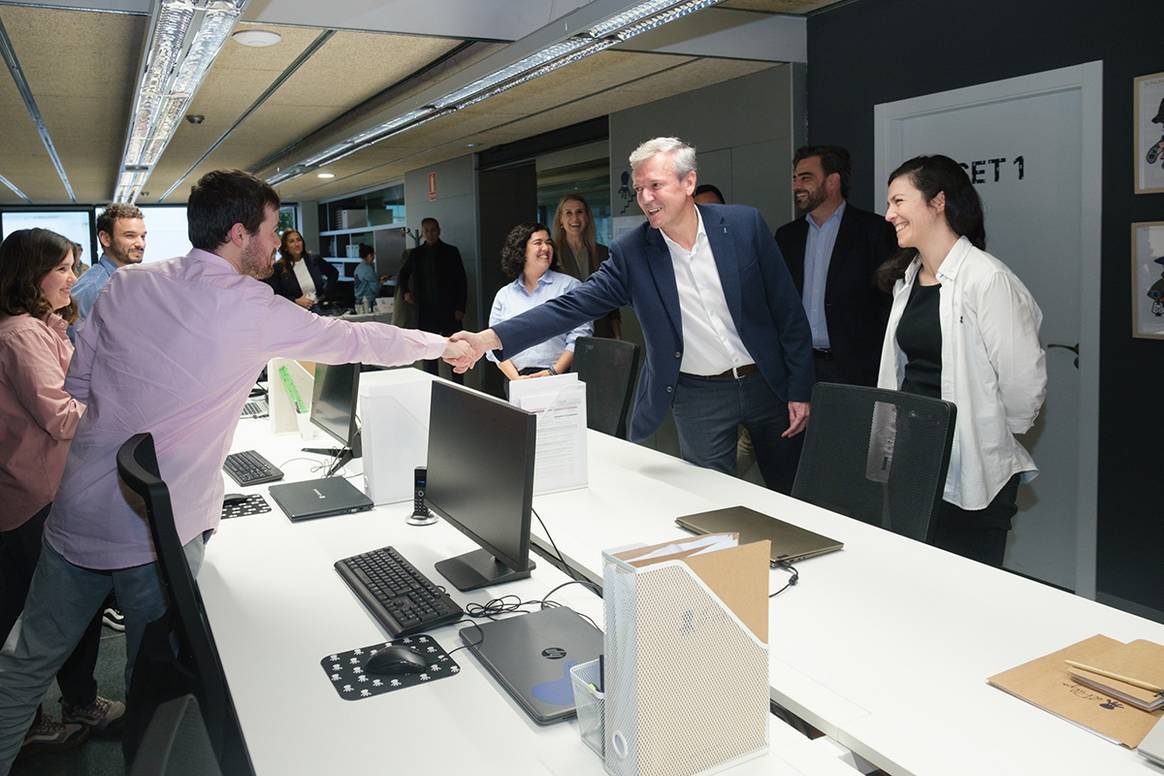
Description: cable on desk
xmin=532 ymin=506 xmax=583 ymax=584
xmin=769 ymin=561 xmax=799 ymax=598
xmin=444 ymin=581 xmax=603 ymax=657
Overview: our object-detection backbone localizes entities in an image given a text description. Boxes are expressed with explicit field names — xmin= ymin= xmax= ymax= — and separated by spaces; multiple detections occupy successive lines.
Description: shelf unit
xmin=317 ymin=185 xmax=410 ymax=281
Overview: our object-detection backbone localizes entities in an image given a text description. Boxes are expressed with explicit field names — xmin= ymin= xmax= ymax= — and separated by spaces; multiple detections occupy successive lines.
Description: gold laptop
xmin=675 ymin=506 xmax=843 ymax=564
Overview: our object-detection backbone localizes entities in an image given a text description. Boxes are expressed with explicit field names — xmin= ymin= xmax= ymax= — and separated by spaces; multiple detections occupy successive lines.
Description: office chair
xmin=117 ymin=433 xmax=251 ymax=775
xmin=791 ymin=383 xmax=956 ymax=544
xmin=130 ymin=695 xmax=223 ymax=776
xmin=572 ymin=336 xmax=641 ymax=438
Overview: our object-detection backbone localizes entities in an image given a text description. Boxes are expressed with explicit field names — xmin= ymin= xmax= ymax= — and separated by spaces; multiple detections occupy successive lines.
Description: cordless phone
xmin=406 ymin=466 xmax=437 ymax=526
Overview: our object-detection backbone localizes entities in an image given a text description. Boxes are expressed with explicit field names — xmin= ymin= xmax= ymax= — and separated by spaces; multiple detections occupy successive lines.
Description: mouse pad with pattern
xmin=320 ymin=635 xmax=460 ymax=700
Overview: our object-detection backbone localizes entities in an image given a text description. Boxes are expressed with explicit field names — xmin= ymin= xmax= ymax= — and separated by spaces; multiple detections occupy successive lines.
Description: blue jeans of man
xmin=671 ymin=371 xmax=804 ymax=494
xmin=0 ymin=536 xmax=205 ymax=773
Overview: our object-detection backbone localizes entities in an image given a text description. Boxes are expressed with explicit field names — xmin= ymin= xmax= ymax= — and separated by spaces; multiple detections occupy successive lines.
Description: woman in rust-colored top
xmin=0 ymin=228 xmax=122 ymax=752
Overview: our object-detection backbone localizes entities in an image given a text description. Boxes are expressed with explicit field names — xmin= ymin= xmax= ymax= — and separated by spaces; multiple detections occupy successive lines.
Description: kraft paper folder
xmin=602 ymin=533 xmax=770 ymax=776
xmin=988 ymin=634 xmax=1164 ymax=748
xmin=1064 ymin=638 xmax=1164 ymax=711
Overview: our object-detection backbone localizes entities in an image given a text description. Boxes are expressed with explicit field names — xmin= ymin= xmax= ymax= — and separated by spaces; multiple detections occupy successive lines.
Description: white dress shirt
xmin=661 ymin=208 xmax=753 ymax=376
xmin=878 ymin=236 xmax=1047 ymax=510
xmin=292 ymin=258 xmax=317 ymax=301
xmin=487 ymin=270 xmax=592 ymax=370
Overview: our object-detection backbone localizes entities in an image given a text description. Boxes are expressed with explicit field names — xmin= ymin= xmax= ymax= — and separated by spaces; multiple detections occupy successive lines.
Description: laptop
xmin=1140 ymin=715 xmax=1164 ymax=767
xmin=268 ymin=477 xmax=373 ymax=522
xmin=675 ymin=505 xmax=843 ymax=564
xmin=460 ymin=606 xmax=603 ymax=725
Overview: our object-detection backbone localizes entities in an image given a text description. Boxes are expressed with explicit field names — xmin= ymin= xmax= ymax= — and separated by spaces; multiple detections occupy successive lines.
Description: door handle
xmin=1046 ymin=342 xmax=1079 ymax=369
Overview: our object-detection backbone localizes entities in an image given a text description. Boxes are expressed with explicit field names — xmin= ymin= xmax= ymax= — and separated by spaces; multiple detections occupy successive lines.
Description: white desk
xmin=198 ymin=418 xmax=856 ymax=776
xmin=530 ymin=431 xmax=1164 ymax=776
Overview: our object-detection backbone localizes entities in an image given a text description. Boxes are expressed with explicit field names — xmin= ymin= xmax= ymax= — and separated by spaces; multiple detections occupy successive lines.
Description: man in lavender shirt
xmin=0 ymin=169 xmax=474 ymax=770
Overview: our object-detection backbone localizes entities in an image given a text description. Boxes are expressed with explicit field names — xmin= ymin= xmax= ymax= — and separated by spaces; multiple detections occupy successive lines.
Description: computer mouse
xmin=223 ymin=493 xmax=249 ymax=506
xmin=363 ymin=645 xmax=429 ymax=677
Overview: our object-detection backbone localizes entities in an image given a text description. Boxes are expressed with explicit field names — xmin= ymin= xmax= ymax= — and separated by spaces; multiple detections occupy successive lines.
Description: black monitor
xmin=427 ymin=381 xmax=537 ymax=591
xmin=309 ymin=362 xmax=361 ymax=476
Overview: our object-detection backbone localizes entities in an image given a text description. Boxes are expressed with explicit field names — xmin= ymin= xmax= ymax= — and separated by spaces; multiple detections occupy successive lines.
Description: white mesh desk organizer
xmin=601 ymin=534 xmax=770 ymax=776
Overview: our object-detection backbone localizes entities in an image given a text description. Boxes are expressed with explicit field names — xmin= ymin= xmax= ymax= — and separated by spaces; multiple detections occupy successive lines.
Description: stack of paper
xmin=1065 ymin=639 xmax=1164 ymax=712
xmin=988 ymin=635 xmax=1164 ymax=748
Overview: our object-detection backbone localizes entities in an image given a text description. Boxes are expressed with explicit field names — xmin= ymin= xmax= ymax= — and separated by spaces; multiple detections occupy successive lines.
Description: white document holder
xmin=601 ymin=536 xmax=770 ymax=776
xmin=267 ymin=358 xmax=313 ymax=435
xmin=359 ymin=371 xmax=433 ymax=504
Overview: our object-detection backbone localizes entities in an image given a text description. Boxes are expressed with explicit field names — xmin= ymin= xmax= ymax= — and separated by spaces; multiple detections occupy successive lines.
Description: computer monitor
xmin=309 ymin=362 xmax=361 ymax=476
xmin=426 ymin=381 xmax=537 ymax=591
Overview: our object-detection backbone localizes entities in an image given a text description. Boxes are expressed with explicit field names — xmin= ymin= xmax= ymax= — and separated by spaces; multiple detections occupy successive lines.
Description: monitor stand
xmin=323 ymin=448 xmax=355 ymax=477
xmin=435 ymin=549 xmax=536 ymax=592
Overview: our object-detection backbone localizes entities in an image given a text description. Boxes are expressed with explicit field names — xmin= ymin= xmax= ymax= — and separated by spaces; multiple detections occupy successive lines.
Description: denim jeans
xmin=671 ymin=371 xmax=804 ymax=495
xmin=0 ymin=536 xmax=205 ymax=772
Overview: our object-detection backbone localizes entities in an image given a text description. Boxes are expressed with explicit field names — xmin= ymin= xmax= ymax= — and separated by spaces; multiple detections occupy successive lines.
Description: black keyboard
xmin=335 ymin=546 xmax=464 ymax=637
xmin=222 ymin=449 xmax=284 ymax=486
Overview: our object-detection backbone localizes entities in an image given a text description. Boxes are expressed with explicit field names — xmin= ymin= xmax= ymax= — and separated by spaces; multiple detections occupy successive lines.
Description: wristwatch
xmin=547 ymin=366 xmax=558 ymax=375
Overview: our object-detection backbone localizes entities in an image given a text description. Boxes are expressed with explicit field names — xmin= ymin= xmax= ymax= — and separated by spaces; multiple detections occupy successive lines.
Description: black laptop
xmin=268 ymin=477 xmax=373 ymax=522
xmin=460 ymin=607 xmax=603 ymax=725
xmin=676 ymin=505 xmax=843 ymax=564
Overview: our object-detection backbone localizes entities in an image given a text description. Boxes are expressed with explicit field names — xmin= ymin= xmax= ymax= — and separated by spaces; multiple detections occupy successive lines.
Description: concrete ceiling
xmin=0 ymin=0 xmax=845 ymax=206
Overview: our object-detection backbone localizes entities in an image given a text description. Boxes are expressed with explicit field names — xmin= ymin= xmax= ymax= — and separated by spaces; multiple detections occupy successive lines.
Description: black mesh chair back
xmin=792 ymin=383 xmax=956 ymax=543
xmin=572 ymin=336 xmax=640 ymax=438
xmin=130 ymin=695 xmax=223 ymax=776
xmin=116 ymin=433 xmax=230 ymax=763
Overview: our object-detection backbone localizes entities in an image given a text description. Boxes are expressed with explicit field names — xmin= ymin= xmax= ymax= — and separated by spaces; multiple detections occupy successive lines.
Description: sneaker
xmin=22 ymin=714 xmax=89 ymax=754
xmin=61 ymin=696 xmax=126 ymax=736
xmin=102 ymin=607 xmax=126 ymax=632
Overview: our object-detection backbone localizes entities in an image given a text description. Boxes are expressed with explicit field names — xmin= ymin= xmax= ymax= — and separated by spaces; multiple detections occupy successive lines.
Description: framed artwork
xmin=1132 ymin=221 xmax=1164 ymax=339
xmin=1134 ymin=72 xmax=1164 ymax=194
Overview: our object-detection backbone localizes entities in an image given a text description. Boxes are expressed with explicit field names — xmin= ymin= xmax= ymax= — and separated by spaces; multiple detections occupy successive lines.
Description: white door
xmin=874 ymin=62 xmax=1102 ymax=596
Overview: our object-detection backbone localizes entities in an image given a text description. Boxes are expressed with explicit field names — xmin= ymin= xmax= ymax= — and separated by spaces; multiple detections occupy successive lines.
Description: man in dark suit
xmin=453 ymin=138 xmax=813 ymax=493
xmin=776 ymin=145 xmax=897 ymax=386
xmin=397 ymin=217 xmax=468 ymax=378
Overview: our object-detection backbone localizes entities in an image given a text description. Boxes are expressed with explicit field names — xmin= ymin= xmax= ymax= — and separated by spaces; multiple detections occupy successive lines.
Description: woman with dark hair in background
xmin=488 ymin=222 xmax=592 ymax=380
xmin=266 ymin=228 xmax=339 ymax=310
xmin=0 ymin=229 xmax=123 ymax=754
xmin=551 ymin=194 xmax=620 ymax=339
xmin=877 ymin=155 xmax=1047 ymax=568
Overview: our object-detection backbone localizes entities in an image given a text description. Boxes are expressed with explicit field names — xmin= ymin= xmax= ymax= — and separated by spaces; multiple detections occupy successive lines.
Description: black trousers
xmin=931 ymin=475 xmax=1021 ymax=568
xmin=0 ymin=504 xmax=102 ymax=707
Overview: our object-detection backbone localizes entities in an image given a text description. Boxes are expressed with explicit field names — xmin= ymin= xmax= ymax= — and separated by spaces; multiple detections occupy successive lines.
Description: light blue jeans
xmin=0 ymin=536 xmax=206 ymax=773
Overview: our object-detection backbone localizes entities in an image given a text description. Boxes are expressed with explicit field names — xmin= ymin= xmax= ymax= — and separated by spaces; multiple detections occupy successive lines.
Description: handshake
xmin=440 ymin=329 xmax=501 ymax=373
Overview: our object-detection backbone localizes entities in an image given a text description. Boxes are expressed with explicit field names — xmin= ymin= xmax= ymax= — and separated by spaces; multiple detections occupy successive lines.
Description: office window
xmin=1 ymin=210 xmax=93 ymax=265
xmin=95 ymin=205 xmax=191 ymax=263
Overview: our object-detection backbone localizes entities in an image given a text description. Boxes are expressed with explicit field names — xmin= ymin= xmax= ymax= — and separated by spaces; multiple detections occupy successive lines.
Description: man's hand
xmin=441 ymin=339 xmax=476 ymax=373
xmin=454 ymin=309 xmax=464 ymax=323
xmin=782 ymin=401 xmax=810 ymax=438
xmin=403 ymin=291 xmax=415 ymax=304
xmin=449 ymin=329 xmax=501 ymax=365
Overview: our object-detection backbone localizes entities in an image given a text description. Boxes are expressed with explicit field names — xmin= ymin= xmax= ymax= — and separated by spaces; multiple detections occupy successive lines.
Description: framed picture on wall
xmin=1134 ymin=72 xmax=1164 ymax=194
xmin=1132 ymin=221 xmax=1164 ymax=339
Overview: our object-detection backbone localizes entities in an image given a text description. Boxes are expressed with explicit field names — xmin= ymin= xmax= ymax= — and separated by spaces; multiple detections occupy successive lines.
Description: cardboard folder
xmin=988 ymin=635 xmax=1164 ymax=748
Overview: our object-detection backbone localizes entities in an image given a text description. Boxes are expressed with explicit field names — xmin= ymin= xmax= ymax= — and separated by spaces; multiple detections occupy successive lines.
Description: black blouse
xmin=897 ymin=280 xmax=942 ymax=399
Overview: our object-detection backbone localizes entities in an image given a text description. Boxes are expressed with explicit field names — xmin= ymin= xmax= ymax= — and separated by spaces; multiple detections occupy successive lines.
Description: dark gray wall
xmin=807 ymin=0 xmax=1164 ymax=618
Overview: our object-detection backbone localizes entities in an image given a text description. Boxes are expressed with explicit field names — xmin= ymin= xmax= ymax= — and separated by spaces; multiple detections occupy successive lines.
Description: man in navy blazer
xmin=455 ymin=137 xmax=814 ymax=493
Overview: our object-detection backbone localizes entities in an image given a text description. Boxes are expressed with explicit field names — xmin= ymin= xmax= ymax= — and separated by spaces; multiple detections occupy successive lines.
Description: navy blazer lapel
xmin=642 ymin=227 xmax=683 ymax=338
xmin=704 ymin=208 xmax=743 ymax=327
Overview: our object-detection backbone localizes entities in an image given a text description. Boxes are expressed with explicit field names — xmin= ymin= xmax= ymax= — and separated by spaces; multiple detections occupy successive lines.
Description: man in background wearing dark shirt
xmin=397 ymin=217 xmax=467 ymax=379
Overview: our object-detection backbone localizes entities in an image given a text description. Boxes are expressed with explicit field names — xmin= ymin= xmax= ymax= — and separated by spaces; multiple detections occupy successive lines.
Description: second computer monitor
xmin=427 ymin=381 xmax=537 ymax=591
xmin=310 ymin=362 xmax=361 ymax=461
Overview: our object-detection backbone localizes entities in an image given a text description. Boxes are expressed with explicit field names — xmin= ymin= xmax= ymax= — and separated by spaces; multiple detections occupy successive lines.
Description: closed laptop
xmin=268 ymin=477 xmax=373 ymax=522
xmin=676 ymin=505 xmax=843 ymax=564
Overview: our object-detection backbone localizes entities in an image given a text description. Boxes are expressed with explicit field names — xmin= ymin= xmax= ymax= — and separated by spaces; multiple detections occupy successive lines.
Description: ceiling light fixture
xmin=114 ymin=0 xmax=249 ymax=203
xmin=317 ymin=171 xmax=335 ymax=179
xmin=264 ymin=0 xmax=721 ymax=188
xmin=231 ymin=29 xmax=281 ymax=47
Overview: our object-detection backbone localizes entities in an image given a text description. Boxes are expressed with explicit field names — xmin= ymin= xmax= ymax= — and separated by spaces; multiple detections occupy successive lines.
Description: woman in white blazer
xmin=876 ymin=155 xmax=1047 ymax=568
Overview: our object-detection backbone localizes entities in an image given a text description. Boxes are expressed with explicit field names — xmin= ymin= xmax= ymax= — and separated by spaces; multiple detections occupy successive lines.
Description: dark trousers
xmin=932 ymin=475 xmax=1021 ymax=568
xmin=0 ymin=504 xmax=101 ymax=707
xmin=672 ymin=371 xmax=803 ymax=494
